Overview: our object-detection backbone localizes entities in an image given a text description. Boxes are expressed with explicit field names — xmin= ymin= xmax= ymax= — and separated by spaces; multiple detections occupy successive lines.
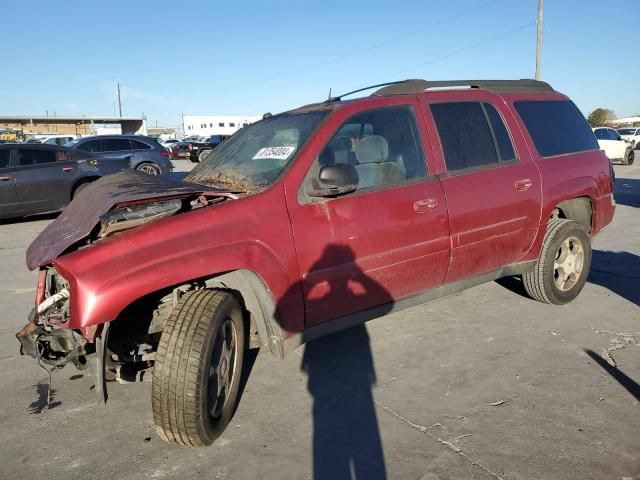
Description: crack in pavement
xmin=374 ymin=400 xmax=506 ymax=480
xmin=593 ymin=329 xmax=640 ymax=367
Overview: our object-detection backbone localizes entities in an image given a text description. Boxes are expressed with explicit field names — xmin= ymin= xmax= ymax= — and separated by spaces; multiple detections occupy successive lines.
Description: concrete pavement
xmin=0 ymin=162 xmax=638 ymax=480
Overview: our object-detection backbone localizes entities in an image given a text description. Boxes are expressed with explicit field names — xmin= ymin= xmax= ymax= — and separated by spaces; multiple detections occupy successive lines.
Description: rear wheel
xmin=152 ymin=289 xmax=245 ymax=446
xmin=624 ymin=149 xmax=634 ymax=166
xmin=136 ymin=162 xmax=161 ymax=175
xmin=523 ymin=218 xmax=591 ymax=305
xmin=198 ymin=150 xmax=211 ymax=162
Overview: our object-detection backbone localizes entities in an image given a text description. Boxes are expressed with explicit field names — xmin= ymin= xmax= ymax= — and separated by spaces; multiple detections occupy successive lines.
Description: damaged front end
xmin=19 ymin=170 xmax=240 ymax=406
xmin=17 ymin=267 xmax=90 ymax=371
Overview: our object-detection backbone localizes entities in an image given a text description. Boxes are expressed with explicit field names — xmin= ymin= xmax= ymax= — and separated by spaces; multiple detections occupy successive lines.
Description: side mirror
xmin=306 ymin=163 xmax=359 ymax=198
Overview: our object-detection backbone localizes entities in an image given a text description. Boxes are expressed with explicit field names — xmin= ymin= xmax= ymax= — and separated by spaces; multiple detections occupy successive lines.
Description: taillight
xmin=609 ymin=160 xmax=615 ymax=193
xmin=188 ymin=143 xmax=193 ymax=151
xmin=161 ymin=149 xmax=169 ymax=157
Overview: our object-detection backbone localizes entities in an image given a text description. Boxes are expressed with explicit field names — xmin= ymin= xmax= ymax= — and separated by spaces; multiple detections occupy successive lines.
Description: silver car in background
xmin=65 ymin=135 xmax=174 ymax=175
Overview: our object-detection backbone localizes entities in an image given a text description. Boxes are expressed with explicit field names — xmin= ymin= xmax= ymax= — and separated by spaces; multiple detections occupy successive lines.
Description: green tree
xmin=587 ymin=108 xmax=616 ymax=127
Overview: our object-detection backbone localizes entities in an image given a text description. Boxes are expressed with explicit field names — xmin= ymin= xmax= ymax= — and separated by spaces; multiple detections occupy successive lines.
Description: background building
xmin=610 ymin=116 xmax=640 ymax=127
xmin=0 ymin=116 xmax=147 ymax=139
xmin=183 ymin=114 xmax=262 ymax=137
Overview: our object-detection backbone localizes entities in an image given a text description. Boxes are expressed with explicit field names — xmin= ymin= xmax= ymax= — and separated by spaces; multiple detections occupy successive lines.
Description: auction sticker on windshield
xmin=252 ymin=146 xmax=296 ymax=160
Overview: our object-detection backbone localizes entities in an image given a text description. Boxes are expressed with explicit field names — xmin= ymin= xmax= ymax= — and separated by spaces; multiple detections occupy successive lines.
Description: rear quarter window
xmin=514 ymin=100 xmax=598 ymax=157
xmin=0 ymin=150 xmax=9 ymax=168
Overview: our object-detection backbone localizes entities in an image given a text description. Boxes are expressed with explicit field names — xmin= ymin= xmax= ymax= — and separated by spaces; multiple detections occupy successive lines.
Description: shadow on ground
xmin=614 ymin=177 xmax=640 ymax=208
xmin=589 ymin=250 xmax=640 ymax=306
xmin=278 ymin=245 xmax=389 ymax=479
xmin=166 ymin=171 xmax=189 ymax=181
xmin=496 ymin=250 xmax=640 ymax=306
xmin=0 ymin=212 xmax=58 ymax=226
xmin=585 ymin=349 xmax=640 ymax=401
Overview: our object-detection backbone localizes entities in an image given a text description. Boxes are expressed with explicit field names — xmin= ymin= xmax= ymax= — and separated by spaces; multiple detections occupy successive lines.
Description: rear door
xmin=423 ymin=92 xmax=542 ymax=283
xmin=13 ymin=146 xmax=77 ymax=214
xmin=0 ymin=149 xmax=20 ymax=218
xmin=100 ymin=138 xmax=135 ymax=173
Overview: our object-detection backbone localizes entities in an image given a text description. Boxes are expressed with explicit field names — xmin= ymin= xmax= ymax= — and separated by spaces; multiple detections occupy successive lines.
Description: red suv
xmin=18 ymin=79 xmax=615 ymax=446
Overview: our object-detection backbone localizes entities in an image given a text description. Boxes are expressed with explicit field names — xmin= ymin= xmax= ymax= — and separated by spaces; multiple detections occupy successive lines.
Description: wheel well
xmin=552 ymin=197 xmax=593 ymax=232
xmin=71 ymin=176 xmax=100 ymax=200
xmin=107 ymin=270 xmax=286 ymax=361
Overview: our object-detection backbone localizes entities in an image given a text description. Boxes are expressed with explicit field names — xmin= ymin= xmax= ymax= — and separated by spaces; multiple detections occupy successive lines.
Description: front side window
xmin=514 ymin=100 xmax=598 ymax=157
xmin=309 ymin=106 xmax=426 ymax=191
xmin=430 ymin=102 xmax=502 ymax=172
xmin=103 ymin=138 xmax=132 ymax=151
xmin=186 ymin=110 xmax=328 ymax=193
xmin=16 ymin=149 xmax=57 ymax=166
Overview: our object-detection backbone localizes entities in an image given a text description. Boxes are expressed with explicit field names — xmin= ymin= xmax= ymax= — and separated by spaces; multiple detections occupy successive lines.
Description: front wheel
xmin=152 ymin=289 xmax=246 ymax=446
xmin=523 ymin=218 xmax=592 ymax=305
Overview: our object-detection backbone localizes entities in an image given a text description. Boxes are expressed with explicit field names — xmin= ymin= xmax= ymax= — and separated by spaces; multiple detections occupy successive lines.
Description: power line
xmin=376 ymin=20 xmax=536 ymax=81
xmin=271 ymin=20 xmax=537 ymax=113
xmin=221 ymin=0 xmax=502 ymax=93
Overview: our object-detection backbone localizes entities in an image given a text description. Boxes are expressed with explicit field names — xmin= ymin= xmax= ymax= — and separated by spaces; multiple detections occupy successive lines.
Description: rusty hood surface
xmin=26 ymin=170 xmax=235 ymax=270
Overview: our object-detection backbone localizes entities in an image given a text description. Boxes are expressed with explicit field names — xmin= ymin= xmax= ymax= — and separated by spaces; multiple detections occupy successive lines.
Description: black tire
xmin=523 ymin=218 xmax=591 ymax=305
xmin=152 ymin=289 xmax=245 ymax=446
xmin=136 ymin=162 xmax=161 ymax=175
xmin=624 ymin=149 xmax=634 ymax=166
xmin=198 ymin=150 xmax=211 ymax=162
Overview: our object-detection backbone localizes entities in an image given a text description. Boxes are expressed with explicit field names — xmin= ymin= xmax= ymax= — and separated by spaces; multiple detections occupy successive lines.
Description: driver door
xmin=286 ymin=102 xmax=450 ymax=327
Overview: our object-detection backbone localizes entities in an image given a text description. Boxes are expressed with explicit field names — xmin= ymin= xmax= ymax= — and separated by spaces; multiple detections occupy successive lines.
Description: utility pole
xmin=117 ymin=83 xmax=123 ymax=117
xmin=535 ymin=0 xmax=544 ymax=80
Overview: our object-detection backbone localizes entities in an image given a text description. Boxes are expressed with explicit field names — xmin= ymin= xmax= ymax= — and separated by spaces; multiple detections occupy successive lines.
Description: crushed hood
xmin=26 ymin=170 xmax=236 ymax=270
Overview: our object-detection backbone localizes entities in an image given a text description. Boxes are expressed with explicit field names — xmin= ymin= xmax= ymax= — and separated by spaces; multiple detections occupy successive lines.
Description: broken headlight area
xmin=16 ymin=267 xmax=90 ymax=370
xmin=97 ymin=198 xmax=183 ymax=238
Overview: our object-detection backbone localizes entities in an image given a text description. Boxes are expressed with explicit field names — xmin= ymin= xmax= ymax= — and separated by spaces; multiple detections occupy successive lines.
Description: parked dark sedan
xmin=65 ymin=135 xmax=173 ymax=175
xmin=0 ymin=144 xmax=102 ymax=220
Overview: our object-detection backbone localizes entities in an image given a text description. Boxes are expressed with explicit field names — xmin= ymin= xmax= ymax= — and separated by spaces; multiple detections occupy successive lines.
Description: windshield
xmin=617 ymin=128 xmax=636 ymax=135
xmin=186 ymin=111 xmax=328 ymax=193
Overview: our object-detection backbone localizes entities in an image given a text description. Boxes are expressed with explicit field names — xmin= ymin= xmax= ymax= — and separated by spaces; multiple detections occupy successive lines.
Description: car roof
xmin=0 ymin=143 xmax=72 ymax=151
xmin=75 ymin=134 xmax=154 ymax=141
xmin=280 ymin=78 xmax=560 ymax=116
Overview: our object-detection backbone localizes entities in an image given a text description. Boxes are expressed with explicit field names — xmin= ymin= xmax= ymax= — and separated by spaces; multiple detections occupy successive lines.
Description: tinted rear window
xmin=430 ymin=102 xmax=499 ymax=171
xmin=0 ymin=150 xmax=9 ymax=168
xmin=484 ymin=103 xmax=516 ymax=162
xmin=104 ymin=139 xmax=132 ymax=151
xmin=16 ymin=149 xmax=57 ymax=166
xmin=514 ymin=100 xmax=598 ymax=157
xmin=131 ymin=139 xmax=152 ymax=150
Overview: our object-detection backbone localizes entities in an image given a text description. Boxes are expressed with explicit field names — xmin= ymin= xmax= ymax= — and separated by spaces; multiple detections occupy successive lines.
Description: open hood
xmin=26 ymin=170 xmax=236 ymax=270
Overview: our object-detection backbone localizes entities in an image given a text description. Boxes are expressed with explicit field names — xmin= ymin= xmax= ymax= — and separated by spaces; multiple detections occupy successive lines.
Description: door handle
xmin=0 ymin=176 xmax=11 ymax=182
xmin=515 ymin=179 xmax=532 ymax=191
xmin=62 ymin=167 xmax=74 ymax=172
xmin=413 ymin=198 xmax=438 ymax=213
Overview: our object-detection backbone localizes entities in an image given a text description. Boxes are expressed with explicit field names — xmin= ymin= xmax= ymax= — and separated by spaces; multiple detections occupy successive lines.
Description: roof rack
xmin=372 ymin=79 xmax=555 ymax=95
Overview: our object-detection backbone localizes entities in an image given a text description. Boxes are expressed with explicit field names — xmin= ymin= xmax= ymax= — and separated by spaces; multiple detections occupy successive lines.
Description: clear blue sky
xmin=1 ymin=0 xmax=638 ymax=129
